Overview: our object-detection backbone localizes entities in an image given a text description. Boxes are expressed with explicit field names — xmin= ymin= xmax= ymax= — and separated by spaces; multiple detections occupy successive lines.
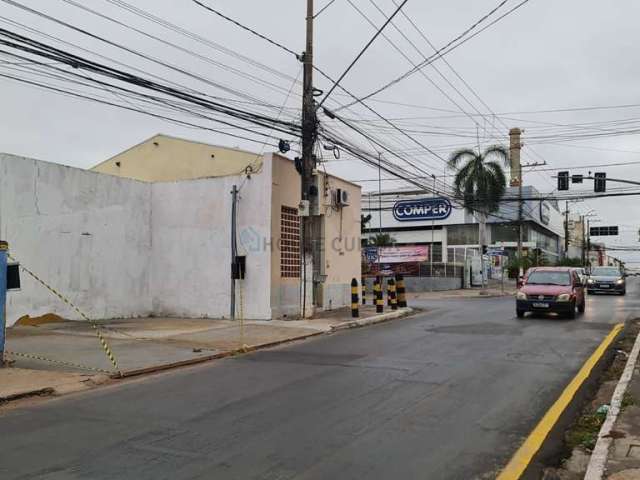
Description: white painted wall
xmin=0 ymin=154 xmax=153 ymax=326
xmin=0 ymin=154 xmax=273 ymax=324
xmin=150 ymin=164 xmax=272 ymax=319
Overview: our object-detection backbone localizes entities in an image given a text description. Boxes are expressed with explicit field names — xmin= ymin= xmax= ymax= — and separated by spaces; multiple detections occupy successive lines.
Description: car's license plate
xmin=600 ymin=284 xmax=610 ymax=288
xmin=532 ymin=302 xmax=549 ymax=308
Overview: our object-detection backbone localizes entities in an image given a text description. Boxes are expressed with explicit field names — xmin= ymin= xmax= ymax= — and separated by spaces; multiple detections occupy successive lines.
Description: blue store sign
xmin=392 ymin=197 xmax=452 ymax=222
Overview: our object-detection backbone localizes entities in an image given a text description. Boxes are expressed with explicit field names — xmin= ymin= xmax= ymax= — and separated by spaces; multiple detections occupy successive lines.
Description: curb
xmin=497 ymin=322 xmax=624 ymax=480
xmin=0 ymin=387 xmax=55 ymax=403
xmin=120 ymin=309 xmax=415 ymax=378
xmin=330 ymin=308 xmax=414 ymax=332
xmin=584 ymin=323 xmax=640 ymax=480
xmin=116 ymin=330 xmax=326 ymax=379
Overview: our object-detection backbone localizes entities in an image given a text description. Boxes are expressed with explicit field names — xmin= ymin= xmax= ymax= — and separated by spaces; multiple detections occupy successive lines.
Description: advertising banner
xmin=362 ymin=245 xmax=429 ymax=276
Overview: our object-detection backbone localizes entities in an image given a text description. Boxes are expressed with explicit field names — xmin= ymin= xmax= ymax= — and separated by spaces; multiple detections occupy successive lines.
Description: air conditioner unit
xmin=335 ymin=188 xmax=350 ymax=207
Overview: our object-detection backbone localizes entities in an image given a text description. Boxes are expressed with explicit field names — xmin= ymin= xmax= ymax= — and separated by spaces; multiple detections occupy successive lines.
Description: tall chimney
xmin=509 ymin=128 xmax=522 ymax=187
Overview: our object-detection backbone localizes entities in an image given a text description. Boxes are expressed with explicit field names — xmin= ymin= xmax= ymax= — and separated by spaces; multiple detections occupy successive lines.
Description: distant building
xmin=363 ymin=185 xmax=565 ymax=266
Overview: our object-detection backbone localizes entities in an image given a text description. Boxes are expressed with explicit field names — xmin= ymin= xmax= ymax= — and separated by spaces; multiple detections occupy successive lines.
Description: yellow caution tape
xmin=7 ymin=253 xmax=122 ymax=376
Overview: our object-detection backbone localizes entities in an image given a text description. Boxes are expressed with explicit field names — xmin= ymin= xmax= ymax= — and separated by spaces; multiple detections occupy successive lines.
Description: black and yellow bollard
xmin=389 ymin=278 xmax=398 ymax=310
xmin=351 ymin=278 xmax=359 ymax=318
xmin=396 ymin=273 xmax=407 ymax=308
xmin=387 ymin=279 xmax=392 ymax=307
xmin=361 ymin=278 xmax=366 ymax=305
xmin=374 ymin=277 xmax=383 ymax=313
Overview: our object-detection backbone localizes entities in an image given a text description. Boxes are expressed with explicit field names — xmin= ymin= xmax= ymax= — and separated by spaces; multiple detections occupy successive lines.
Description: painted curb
xmin=497 ymin=322 xmax=624 ymax=480
xmin=329 ymin=308 xmax=414 ymax=332
xmin=584 ymin=324 xmax=640 ymax=480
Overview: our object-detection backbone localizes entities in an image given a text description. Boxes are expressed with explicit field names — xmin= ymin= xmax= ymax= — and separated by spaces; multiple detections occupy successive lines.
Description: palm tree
xmin=448 ymin=145 xmax=510 ymax=282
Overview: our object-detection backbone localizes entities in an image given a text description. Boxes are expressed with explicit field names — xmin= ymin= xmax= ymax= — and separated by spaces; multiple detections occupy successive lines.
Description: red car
xmin=515 ymin=267 xmax=586 ymax=319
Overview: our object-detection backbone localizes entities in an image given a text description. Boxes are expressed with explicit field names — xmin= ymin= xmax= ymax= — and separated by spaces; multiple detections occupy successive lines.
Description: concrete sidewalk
xmin=1 ymin=305 xmax=413 ymax=403
xmin=584 ymin=321 xmax=640 ymax=479
xmin=409 ymin=283 xmax=517 ymax=301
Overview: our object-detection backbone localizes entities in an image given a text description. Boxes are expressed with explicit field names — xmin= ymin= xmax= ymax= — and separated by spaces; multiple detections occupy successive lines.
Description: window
xmin=526 ymin=271 xmax=571 ymax=286
xmin=447 ymin=224 xmax=479 ymax=245
xmin=280 ymin=206 xmax=300 ymax=278
xmin=492 ymin=224 xmax=519 ymax=243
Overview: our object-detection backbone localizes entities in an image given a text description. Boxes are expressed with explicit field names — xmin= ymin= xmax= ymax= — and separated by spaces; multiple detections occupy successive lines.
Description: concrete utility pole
xmin=300 ymin=0 xmax=318 ymax=318
xmin=581 ymin=215 xmax=586 ymax=265
xmin=230 ymin=185 xmax=238 ymax=320
xmin=430 ymin=174 xmax=435 ymax=291
xmin=0 ymin=241 xmax=7 ymax=366
xmin=564 ymin=200 xmax=569 ymax=256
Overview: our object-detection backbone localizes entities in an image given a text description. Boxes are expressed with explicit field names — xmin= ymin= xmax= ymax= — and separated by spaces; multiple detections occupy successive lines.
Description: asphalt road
xmin=1 ymin=280 xmax=639 ymax=480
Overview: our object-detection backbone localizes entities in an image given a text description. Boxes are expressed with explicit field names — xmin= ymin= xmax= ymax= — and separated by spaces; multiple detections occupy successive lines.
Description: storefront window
xmin=492 ymin=224 xmax=519 ymax=242
xmin=447 ymin=224 xmax=479 ymax=245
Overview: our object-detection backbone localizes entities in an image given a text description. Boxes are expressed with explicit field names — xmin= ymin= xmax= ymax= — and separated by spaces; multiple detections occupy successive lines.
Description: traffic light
xmin=594 ymin=172 xmax=606 ymax=192
xmin=558 ymin=171 xmax=569 ymax=191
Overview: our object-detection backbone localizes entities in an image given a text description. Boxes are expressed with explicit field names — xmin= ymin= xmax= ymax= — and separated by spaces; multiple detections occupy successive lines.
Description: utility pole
xmin=377 ymin=152 xmax=382 ymax=276
xmin=581 ymin=215 xmax=586 ymax=266
xmin=230 ymin=185 xmax=238 ymax=320
xmin=300 ymin=0 xmax=318 ymax=318
xmin=587 ymin=219 xmax=591 ymax=267
xmin=430 ymin=174 xmax=436 ymax=291
xmin=564 ymin=200 xmax=569 ymax=257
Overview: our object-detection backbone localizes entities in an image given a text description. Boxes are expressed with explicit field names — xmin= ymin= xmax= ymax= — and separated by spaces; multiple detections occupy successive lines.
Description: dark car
xmin=587 ymin=266 xmax=626 ymax=295
xmin=516 ymin=267 xmax=586 ymax=319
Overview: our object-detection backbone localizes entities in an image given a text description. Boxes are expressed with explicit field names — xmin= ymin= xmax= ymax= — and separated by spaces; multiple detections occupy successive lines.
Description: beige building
xmin=92 ymin=134 xmax=263 ymax=181
xmin=92 ymin=134 xmax=361 ymax=318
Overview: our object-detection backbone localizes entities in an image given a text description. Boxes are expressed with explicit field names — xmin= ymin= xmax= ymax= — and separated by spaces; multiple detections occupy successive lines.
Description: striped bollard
xmin=396 ymin=273 xmax=407 ymax=308
xmin=374 ymin=277 xmax=383 ymax=313
xmin=387 ymin=279 xmax=392 ymax=307
xmin=351 ymin=278 xmax=359 ymax=318
xmin=361 ymin=278 xmax=366 ymax=305
xmin=389 ymin=278 xmax=398 ymax=310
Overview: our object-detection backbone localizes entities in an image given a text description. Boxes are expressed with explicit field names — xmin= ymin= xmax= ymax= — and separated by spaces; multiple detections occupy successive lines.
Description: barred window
xmin=280 ymin=206 xmax=300 ymax=278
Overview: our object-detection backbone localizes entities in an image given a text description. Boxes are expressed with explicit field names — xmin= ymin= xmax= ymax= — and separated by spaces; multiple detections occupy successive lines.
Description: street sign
xmin=487 ymin=248 xmax=505 ymax=256
xmin=392 ymin=197 xmax=452 ymax=222
xmin=590 ymin=226 xmax=618 ymax=236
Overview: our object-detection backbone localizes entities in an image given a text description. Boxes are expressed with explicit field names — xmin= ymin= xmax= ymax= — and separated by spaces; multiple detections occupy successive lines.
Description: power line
xmin=0 ymin=27 xmax=303 ymax=136
xmin=314 ymin=0 xmax=339 ymax=18
xmin=335 ymin=0 xmax=530 ymax=111
xmin=1 ymin=0 xmax=284 ymax=111
xmin=190 ymin=0 xmax=300 ymax=59
xmin=316 ymin=0 xmax=408 ymax=109
xmin=0 ymin=71 xmax=284 ymax=146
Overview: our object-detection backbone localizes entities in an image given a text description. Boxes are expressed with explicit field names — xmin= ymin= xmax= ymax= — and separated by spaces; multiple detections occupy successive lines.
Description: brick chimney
xmin=509 ymin=128 xmax=522 ymax=187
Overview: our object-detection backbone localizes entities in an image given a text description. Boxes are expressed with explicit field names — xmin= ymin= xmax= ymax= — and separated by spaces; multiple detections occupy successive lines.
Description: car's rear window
xmin=526 ymin=271 xmax=572 ymax=286
xmin=591 ymin=267 xmax=620 ymax=276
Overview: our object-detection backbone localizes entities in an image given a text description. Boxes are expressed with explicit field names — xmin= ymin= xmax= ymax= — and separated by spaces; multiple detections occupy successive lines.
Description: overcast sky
xmin=1 ymin=0 xmax=639 ymax=265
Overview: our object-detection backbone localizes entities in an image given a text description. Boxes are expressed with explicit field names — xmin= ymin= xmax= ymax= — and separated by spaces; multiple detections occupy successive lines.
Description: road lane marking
xmin=496 ymin=322 xmax=624 ymax=480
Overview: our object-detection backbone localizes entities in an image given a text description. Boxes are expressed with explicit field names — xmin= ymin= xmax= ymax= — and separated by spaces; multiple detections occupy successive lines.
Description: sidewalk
xmin=1 ymin=305 xmax=413 ymax=403
xmin=409 ymin=280 xmax=517 ymax=301
xmin=585 ymin=320 xmax=640 ymax=479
